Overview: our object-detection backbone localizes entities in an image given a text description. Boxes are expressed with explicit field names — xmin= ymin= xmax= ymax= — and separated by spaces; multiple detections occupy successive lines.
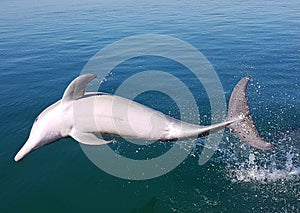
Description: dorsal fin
xmin=61 ymin=74 xmax=97 ymax=104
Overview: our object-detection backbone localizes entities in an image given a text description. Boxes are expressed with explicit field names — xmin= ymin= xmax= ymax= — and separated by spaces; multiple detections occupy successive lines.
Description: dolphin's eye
xmin=34 ymin=117 xmax=39 ymax=123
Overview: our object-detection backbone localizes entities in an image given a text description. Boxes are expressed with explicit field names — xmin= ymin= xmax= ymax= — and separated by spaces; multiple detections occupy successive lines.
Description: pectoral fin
xmin=70 ymin=131 xmax=113 ymax=145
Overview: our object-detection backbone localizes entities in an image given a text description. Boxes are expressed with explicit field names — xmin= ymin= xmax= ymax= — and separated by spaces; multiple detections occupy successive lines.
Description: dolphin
xmin=14 ymin=74 xmax=274 ymax=162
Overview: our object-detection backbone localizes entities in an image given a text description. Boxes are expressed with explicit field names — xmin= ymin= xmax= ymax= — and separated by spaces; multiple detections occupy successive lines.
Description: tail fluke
xmin=227 ymin=77 xmax=274 ymax=150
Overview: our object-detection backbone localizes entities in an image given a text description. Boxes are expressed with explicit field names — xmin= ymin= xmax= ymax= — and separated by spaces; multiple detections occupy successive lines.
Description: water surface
xmin=0 ymin=0 xmax=299 ymax=212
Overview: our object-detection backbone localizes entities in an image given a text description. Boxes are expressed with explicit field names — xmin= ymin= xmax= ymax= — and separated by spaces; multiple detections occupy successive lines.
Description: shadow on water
xmin=130 ymin=197 xmax=157 ymax=213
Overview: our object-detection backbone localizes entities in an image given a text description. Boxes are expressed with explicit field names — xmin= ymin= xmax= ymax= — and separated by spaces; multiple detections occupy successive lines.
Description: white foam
xmin=229 ymin=167 xmax=300 ymax=183
xmin=228 ymin=151 xmax=300 ymax=183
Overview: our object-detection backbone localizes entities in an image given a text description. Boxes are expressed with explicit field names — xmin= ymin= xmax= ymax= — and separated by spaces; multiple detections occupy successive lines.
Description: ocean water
xmin=0 ymin=0 xmax=299 ymax=212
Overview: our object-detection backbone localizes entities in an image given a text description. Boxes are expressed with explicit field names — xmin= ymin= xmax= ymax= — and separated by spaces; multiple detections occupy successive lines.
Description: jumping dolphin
xmin=14 ymin=74 xmax=274 ymax=162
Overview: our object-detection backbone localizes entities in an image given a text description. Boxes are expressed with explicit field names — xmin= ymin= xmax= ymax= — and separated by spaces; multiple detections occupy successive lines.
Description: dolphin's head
xmin=14 ymin=101 xmax=69 ymax=162
xmin=14 ymin=74 xmax=97 ymax=162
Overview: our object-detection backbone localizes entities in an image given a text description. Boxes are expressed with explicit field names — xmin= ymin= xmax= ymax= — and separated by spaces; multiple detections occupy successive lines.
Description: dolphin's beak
xmin=14 ymin=152 xmax=24 ymax=162
xmin=14 ymin=141 xmax=34 ymax=162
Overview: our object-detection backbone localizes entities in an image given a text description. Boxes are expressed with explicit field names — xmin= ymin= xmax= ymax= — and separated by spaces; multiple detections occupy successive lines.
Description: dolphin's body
xmin=14 ymin=74 xmax=274 ymax=162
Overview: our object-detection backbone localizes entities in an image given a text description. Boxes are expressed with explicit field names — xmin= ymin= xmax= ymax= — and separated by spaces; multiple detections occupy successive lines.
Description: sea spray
xmin=226 ymin=129 xmax=300 ymax=183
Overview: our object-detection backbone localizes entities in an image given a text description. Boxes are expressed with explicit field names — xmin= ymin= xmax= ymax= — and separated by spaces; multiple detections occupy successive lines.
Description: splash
xmin=225 ymin=128 xmax=300 ymax=183
xmin=228 ymin=151 xmax=300 ymax=183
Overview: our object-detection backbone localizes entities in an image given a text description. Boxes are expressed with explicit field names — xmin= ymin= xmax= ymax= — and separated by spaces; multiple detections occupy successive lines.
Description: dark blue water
xmin=0 ymin=0 xmax=299 ymax=212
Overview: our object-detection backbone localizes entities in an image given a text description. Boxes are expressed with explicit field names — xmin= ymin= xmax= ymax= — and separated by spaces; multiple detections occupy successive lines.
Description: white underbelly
xmin=73 ymin=94 xmax=172 ymax=140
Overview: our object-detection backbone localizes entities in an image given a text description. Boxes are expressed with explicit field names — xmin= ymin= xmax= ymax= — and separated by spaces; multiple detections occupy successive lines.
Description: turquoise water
xmin=1 ymin=0 xmax=299 ymax=212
